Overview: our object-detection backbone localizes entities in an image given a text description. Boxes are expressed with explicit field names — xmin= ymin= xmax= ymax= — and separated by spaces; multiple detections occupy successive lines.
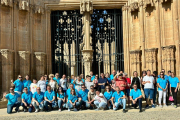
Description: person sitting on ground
xmin=57 ymin=86 xmax=66 ymax=112
xmin=93 ymin=89 xmax=107 ymax=111
xmin=104 ymin=85 xmax=113 ymax=109
xmin=21 ymin=87 xmax=33 ymax=113
xmin=4 ymin=86 xmax=21 ymax=114
xmin=30 ymin=78 xmax=38 ymax=95
xmin=32 ymin=87 xmax=44 ymax=112
xmin=111 ymin=87 xmax=126 ymax=113
xmin=85 ymin=75 xmax=94 ymax=91
xmin=44 ymin=85 xmax=57 ymax=112
xmin=68 ymin=88 xmax=80 ymax=112
xmin=79 ymin=84 xmax=90 ymax=110
xmin=130 ymin=84 xmax=143 ymax=112
xmin=88 ymin=85 xmax=96 ymax=109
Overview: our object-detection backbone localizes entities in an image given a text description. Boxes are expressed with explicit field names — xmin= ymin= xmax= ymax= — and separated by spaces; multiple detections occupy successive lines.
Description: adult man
xmin=13 ymin=75 xmax=24 ymax=102
xmin=53 ymin=73 xmax=60 ymax=84
xmin=4 ymin=86 xmax=21 ymax=114
xmin=23 ymin=75 xmax=32 ymax=92
xmin=85 ymin=75 xmax=94 ymax=91
xmin=130 ymin=84 xmax=142 ymax=112
xmin=110 ymin=70 xmax=116 ymax=80
xmin=142 ymin=70 xmax=155 ymax=108
xmin=111 ymin=87 xmax=126 ymax=113
xmin=90 ymin=71 xmax=95 ymax=81
xmin=21 ymin=87 xmax=33 ymax=112
xmin=44 ymin=85 xmax=57 ymax=112
xmin=79 ymin=84 xmax=90 ymax=110
xmin=32 ymin=87 xmax=44 ymax=112
xmin=114 ymin=73 xmax=126 ymax=93
xmin=88 ymin=85 xmax=96 ymax=108
xmin=59 ymin=74 xmax=67 ymax=93
xmin=98 ymin=73 xmax=108 ymax=94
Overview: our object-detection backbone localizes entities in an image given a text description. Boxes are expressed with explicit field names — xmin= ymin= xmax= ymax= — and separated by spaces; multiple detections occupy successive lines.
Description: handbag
xmin=169 ymin=93 xmax=174 ymax=101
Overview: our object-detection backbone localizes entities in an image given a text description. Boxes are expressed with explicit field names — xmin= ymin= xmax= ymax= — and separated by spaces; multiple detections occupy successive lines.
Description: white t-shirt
xmin=94 ymin=93 xmax=107 ymax=103
xmin=85 ymin=81 xmax=94 ymax=91
xmin=143 ymin=75 xmax=154 ymax=89
xmin=30 ymin=83 xmax=38 ymax=94
xmin=59 ymin=78 xmax=67 ymax=90
xmin=49 ymin=81 xmax=56 ymax=90
xmin=37 ymin=80 xmax=46 ymax=93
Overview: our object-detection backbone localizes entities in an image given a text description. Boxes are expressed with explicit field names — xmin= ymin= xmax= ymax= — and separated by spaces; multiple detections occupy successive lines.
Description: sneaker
xmin=74 ymin=108 xmax=77 ymax=111
xmin=174 ymin=105 xmax=177 ymax=108
xmin=59 ymin=108 xmax=61 ymax=112
xmin=35 ymin=109 xmax=39 ymax=113
xmin=15 ymin=110 xmax=19 ymax=113
xmin=68 ymin=108 xmax=71 ymax=112
xmin=123 ymin=109 xmax=126 ymax=113
xmin=159 ymin=105 xmax=162 ymax=108
xmin=152 ymin=104 xmax=155 ymax=108
xmin=145 ymin=104 xmax=149 ymax=109
xmin=171 ymin=103 xmax=174 ymax=106
xmin=95 ymin=108 xmax=99 ymax=111
xmin=163 ymin=105 xmax=167 ymax=107
xmin=139 ymin=109 xmax=143 ymax=113
xmin=24 ymin=109 xmax=27 ymax=112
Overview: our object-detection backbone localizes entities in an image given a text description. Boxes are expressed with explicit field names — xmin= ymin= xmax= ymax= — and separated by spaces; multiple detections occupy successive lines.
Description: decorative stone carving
xmin=1 ymin=0 xmax=13 ymax=7
xmin=19 ymin=0 xmax=29 ymax=11
xmin=82 ymin=50 xmax=93 ymax=77
xmin=122 ymin=5 xmax=129 ymax=11
xmin=35 ymin=5 xmax=44 ymax=14
xmin=129 ymin=2 xmax=139 ymax=12
xmin=143 ymin=0 xmax=155 ymax=9
xmin=80 ymin=0 xmax=93 ymax=14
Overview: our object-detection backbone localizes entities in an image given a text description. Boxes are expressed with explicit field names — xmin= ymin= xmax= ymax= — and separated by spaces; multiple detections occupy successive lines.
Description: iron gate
xmin=51 ymin=9 xmax=124 ymax=77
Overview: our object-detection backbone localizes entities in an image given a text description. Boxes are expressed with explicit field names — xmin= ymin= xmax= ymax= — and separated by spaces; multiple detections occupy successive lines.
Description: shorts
xmin=144 ymin=89 xmax=154 ymax=99
xmin=126 ymin=89 xmax=130 ymax=97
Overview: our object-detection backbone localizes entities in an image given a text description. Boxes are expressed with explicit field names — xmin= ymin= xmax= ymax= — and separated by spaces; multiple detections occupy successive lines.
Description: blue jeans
xmin=132 ymin=98 xmax=142 ymax=110
xmin=44 ymin=101 xmax=57 ymax=110
xmin=113 ymin=98 xmax=126 ymax=110
xmin=94 ymin=101 xmax=107 ymax=109
xmin=153 ymin=88 xmax=157 ymax=104
xmin=32 ymin=101 xmax=44 ymax=110
xmin=107 ymin=100 xmax=113 ymax=109
xmin=21 ymin=103 xmax=33 ymax=112
xmin=68 ymin=102 xmax=80 ymax=109
xmin=144 ymin=89 xmax=154 ymax=99
xmin=58 ymin=100 xmax=66 ymax=109
xmin=7 ymin=102 xmax=21 ymax=114
xmin=80 ymin=100 xmax=90 ymax=108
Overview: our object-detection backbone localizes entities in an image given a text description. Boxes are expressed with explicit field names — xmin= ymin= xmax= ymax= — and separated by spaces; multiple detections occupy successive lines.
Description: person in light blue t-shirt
xmin=57 ymin=86 xmax=66 ymax=111
xmin=104 ymin=86 xmax=113 ymax=109
xmin=79 ymin=84 xmax=90 ymax=110
xmin=130 ymin=84 xmax=142 ymax=112
xmin=53 ymin=73 xmax=60 ymax=84
xmin=13 ymin=75 xmax=24 ymax=102
xmin=68 ymin=88 xmax=80 ymax=111
xmin=110 ymin=70 xmax=116 ymax=80
xmin=4 ymin=86 xmax=21 ymax=114
xmin=90 ymin=71 xmax=95 ymax=81
xmin=23 ymin=75 xmax=32 ymax=92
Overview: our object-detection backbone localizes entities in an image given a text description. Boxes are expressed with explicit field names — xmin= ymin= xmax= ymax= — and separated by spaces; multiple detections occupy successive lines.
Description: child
xmin=30 ymin=78 xmax=38 ymax=94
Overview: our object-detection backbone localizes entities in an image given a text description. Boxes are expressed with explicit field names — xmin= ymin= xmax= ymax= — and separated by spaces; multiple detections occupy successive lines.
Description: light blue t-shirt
xmin=104 ymin=91 xmax=113 ymax=100
xmin=107 ymin=78 xmax=111 ymax=84
xmin=91 ymin=75 xmax=95 ymax=81
xmin=53 ymin=77 xmax=60 ymax=84
xmin=130 ymin=89 xmax=142 ymax=100
xmin=69 ymin=94 xmax=78 ymax=103
xmin=23 ymin=80 xmax=32 ymax=92
xmin=81 ymin=79 xmax=85 ymax=83
xmin=57 ymin=93 xmax=66 ymax=99
xmin=22 ymin=92 xmax=33 ymax=104
xmin=78 ymin=89 xmax=89 ymax=102
xmin=110 ymin=74 xmax=115 ymax=80
xmin=6 ymin=92 xmax=20 ymax=105
xmin=169 ymin=77 xmax=179 ymax=88
xmin=157 ymin=78 xmax=168 ymax=91
xmin=66 ymin=88 xmax=79 ymax=98
xmin=158 ymin=75 xmax=169 ymax=81
xmin=112 ymin=91 xmax=124 ymax=103
xmin=13 ymin=79 xmax=23 ymax=92
xmin=33 ymin=92 xmax=44 ymax=103
xmin=44 ymin=90 xmax=55 ymax=101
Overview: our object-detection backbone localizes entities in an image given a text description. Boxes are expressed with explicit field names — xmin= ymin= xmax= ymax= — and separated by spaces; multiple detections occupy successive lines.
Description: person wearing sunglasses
xmin=57 ymin=87 xmax=66 ymax=111
xmin=13 ymin=75 xmax=24 ymax=102
xmin=44 ymin=74 xmax=49 ymax=85
xmin=79 ymin=84 xmax=90 ymax=110
xmin=169 ymin=72 xmax=179 ymax=108
xmin=104 ymin=85 xmax=113 ymax=109
xmin=157 ymin=72 xmax=168 ymax=108
xmin=23 ymin=75 xmax=32 ymax=92
xmin=47 ymin=74 xmax=59 ymax=92
xmin=44 ymin=85 xmax=57 ymax=112
xmin=32 ymin=87 xmax=44 ymax=112
xmin=4 ymin=86 xmax=21 ymax=114
xmin=21 ymin=87 xmax=33 ymax=112
xmin=68 ymin=88 xmax=80 ymax=111
xmin=88 ymin=85 xmax=96 ymax=109
xmin=53 ymin=73 xmax=60 ymax=84
xmin=37 ymin=75 xmax=46 ymax=93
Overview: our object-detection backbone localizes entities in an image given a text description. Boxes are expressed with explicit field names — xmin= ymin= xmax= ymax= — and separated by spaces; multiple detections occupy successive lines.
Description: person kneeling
xmin=68 ymin=88 xmax=80 ymax=111
xmin=79 ymin=85 xmax=90 ymax=110
xmin=21 ymin=87 xmax=33 ymax=112
xmin=93 ymin=90 xmax=107 ymax=111
xmin=130 ymin=84 xmax=143 ymax=112
xmin=4 ymin=86 xmax=21 ymax=114
xmin=111 ymin=87 xmax=126 ymax=113
xmin=32 ymin=87 xmax=44 ymax=113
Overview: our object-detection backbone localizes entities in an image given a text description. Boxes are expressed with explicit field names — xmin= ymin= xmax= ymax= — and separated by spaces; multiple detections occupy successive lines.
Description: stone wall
xmin=123 ymin=0 xmax=180 ymax=78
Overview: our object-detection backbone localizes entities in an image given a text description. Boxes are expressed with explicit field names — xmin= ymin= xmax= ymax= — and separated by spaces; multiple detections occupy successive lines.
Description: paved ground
xmin=0 ymin=105 xmax=180 ymax=120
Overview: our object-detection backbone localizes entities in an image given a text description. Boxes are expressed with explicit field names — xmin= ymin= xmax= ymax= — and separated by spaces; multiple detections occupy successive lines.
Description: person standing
xmin=66 ymin=76 xmax=71 ymax=89
xmin=80 ymin=74 xmax=85 ymax=83
xmin=48 ymin=74 xmax=59 ymax=92
xmin=123 ymin=73 xmax=131 ymax=107
xmin=105 ymin=73 xmax=111 ymax=84
xmin=110 ymin=70 xmax=116 ymax=81
xmin=13 ymin=75 xmax=24 ymax=102
xmin=21 ymin=87 xmax=33 ymax=112
xmin=44 ymin=74 xmax=49 ymax=85
xmin=130 ymin=84 xmax=143 ymax=112
xmin=59 ymin=74 xmax=68 ymax=93
xmin=90 ymin=71 xmax=95 ymax=81
xmin=30 ymin=78 xmax=38 ymax=94
xmin=169 ymin=72 xmax=179 ymax=108
xmin=104 ymin=85 xmax=113 ymax=109
xmin=23 ymin=75 xmax=32 ymax=92
xmin=79 ymin=84 xmax=90 ymax=110
xmin=152 ymin=71 xmax=158 ymax=105
xmin=37 ymin=75 xmax=46 ymax=93
xmin=157 ymin=72 xmax=168 ymax=108
xmin=4 ymin=86 xmax=21 ymax=114
xmin=53 ymin=73 xmax=60 ymax=84
xmin=93 ymin=90 xmax=107 ymax=111
xmin=93 ymin=75 xmax=99 ymax=91
xmin=57 ymin=87 xmax=66 ymax=111
xmin=85 ymin=75 xmax=94 ymax=91
xmin=74 ymin=76 xmax=84 ymax=92
xmin=98 ymin=73 xmax=108 ymax=94
xmin=131 ymin=71 xmax=141 ymax=90
xmin=114 ymin=73 xmax=127 ymax=94
xmin=142 ymin=70 xmax=155 ymax=108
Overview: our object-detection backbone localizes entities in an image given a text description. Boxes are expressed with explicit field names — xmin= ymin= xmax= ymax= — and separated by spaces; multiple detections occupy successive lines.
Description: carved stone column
xmin=34 ymin=52 xmax=46 ymax=80
xmin=0 ymin=49 xmax=14 ymax=93
xmin=80 ymin=0 xmax=94 ymax=77
xmin=18 ymin=51 xmax=30 ymax=77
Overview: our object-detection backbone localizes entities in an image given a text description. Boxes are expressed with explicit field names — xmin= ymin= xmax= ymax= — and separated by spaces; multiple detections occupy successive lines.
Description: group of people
xmin=3 ymin=69 xmax=179 ymax=114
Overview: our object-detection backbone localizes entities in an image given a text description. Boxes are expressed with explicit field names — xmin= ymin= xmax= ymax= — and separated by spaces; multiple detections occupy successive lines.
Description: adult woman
xmin=37 ymin=75 xmax=46 ymax=93
xmin=47 ymin=74 xmax=59 ymax=92
xmin=157 ymin=72 xmax=168 ymax=107
xmin=80 ymin=74 xmax=85 ymax=83
xmin=169 ymin=72 xmax=179 ymax=108
xmin=93 ymin=75 xmax=98 ymax=91
xmin=105 ymin=73 xmax=111 ymax=84
xmin=131 ymin=71 xmax=141 ymax=89
xmin=57 ymin=87 xmax=66 ymax=111
xmin=152 ymin=71 xmax=158 ymax=105
xmin=68 ymin=88 xmax=80 ymax=111
xmin=74 ymin=76 xmax=84 ymax=92
xmin=67 ymin=76 xmax=71 ymax=89
xmin=104 ymin=85 xmax=113 ymax=109
xmin=140 ymin=71 xmax=147 ymax=90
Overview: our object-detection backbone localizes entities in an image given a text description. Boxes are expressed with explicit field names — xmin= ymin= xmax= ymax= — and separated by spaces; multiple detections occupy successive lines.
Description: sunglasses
xmin=10 ymin=89 xmax=14 ymax=90
xmin=106 ymin=88 xmax=110 ymax=89
xmin=19 ymin=77 xmax=22 ymax=78
xmin=160 ymin=74 xmax=164 ymax=75
xmin=37 ymin=89 xmax=40 ymax=90
xmin=90 ymin=88 xmax=94 ymax=89
xmin=56 ymin=75 xmax=59 ymax=76
xmin=82 ymin=87 xmax=85 ymax=88
xmin=44 ymin=76 xmax=47 ymax=77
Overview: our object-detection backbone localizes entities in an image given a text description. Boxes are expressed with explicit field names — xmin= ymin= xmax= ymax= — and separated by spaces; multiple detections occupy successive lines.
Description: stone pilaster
xmin=18 ymin=51 xmax=30 ymax=77
xmin=34 ymin=52 xmax=46 ymax=80
xmin=19 ymin=0 xmax=29 ymax=11
xmin=0 ymin=49 xmax=14 ymax=93
xmin=1 ymin=0 xmax=13 ymax=7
